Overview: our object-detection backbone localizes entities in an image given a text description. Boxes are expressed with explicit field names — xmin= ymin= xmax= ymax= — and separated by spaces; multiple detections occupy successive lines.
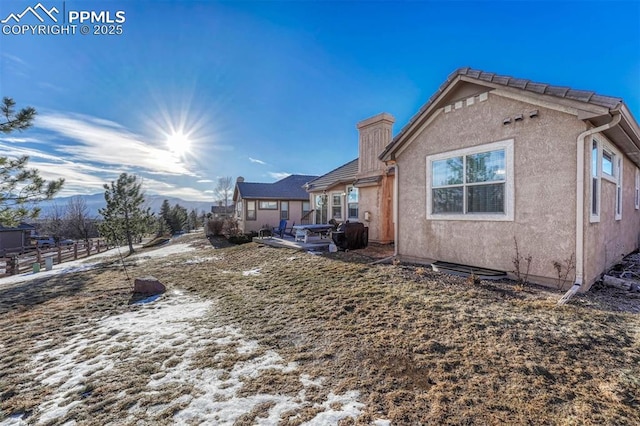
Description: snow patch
xmin=242 ymin=268 xmax=261 ymax=276
xmin=17 ymin=292 xmax=365 ymax=425
xmin=130 ymin=243 xmax=195 ymax=262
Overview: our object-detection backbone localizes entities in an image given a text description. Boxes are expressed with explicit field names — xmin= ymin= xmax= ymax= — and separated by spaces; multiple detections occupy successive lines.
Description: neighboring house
xmin=210 ymin=204 xmax=233 ymax=219
xmin=378 ymin=67 xmax=640 ymax=291
xmin=305 ymin=113 xmax=396 ymax=244
xmin=0 ymin=222 xmax=36 ymax=255
xmin=233 ymin=174 xmax=319 ymax=234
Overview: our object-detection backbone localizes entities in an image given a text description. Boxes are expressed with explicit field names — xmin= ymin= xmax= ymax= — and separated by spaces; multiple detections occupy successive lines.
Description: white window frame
xmin=347 ymin=186 xmax=359 ymax=220
xmin=602 ymin=148 xmax=615 ymax=181
xmin=331 ymin=192 xmax=343 ymax=220
xmin=259 ymin=200 xmax=278 ymax=210
xmin=635 ymin=168 xmax=639 ymax=210
xmin=246 ymin=200 xmax=256 ymax=221
xmin=426 ymin=139 xmax=514 ymax=221
xmin=591 ymin=136 xmax=622 ymax=222
xmin=591 ymin=139 xmax=601 ymax=223
xmin=615 ymin=157 xmax=622 ymax=220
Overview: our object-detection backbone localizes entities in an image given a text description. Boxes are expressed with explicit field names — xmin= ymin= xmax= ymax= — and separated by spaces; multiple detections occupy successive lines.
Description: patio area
xmin=252 ymin=233 xmax=333 ymax=251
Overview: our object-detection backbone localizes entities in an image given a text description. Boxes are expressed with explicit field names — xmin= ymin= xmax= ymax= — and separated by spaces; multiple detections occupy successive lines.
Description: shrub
xmin=222 ymin=217 xmax=241 ymax=238
xmin=207 ymin=219 xmax=224 ymax=236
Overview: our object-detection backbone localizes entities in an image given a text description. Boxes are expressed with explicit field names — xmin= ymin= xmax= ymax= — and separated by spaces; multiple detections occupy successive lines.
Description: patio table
xmin=292 ymin=224 xmax=334 ymax=243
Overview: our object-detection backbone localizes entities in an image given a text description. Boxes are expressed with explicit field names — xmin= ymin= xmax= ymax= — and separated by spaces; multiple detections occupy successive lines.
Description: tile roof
xmin=381 ymin=67 xmax=624 ymax=160
xmin=305 ymin=159 xmax=359 ymax=192
xmin=0 ymin=222 xmax=35 ymax=231
xmin=236 ymin=174 xmax=318 ymax=200
xmin=458 ymin=68 xmax=622 ymax=108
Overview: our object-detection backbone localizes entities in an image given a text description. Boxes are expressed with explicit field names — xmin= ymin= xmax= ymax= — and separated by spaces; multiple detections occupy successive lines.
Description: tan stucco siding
xmin=396 ymin=92 xmax=586 ymax=286
xmin=358 ymin=180 xmax=392 ymax=243
xmin=237 ymin=198 xmax=307 ymax=234
xmin=584 ymin=140 xmax=640 ymax=287
xmin=309 ymin=177 xmax=394 ymax=243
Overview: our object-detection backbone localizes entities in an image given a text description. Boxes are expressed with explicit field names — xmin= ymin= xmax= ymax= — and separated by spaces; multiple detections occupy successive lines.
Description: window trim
xmin=602 ymin=148 xmax=615 ymax=181
xmin=347 ymin=186 xmax=359 ymax=220
xmin=591 ymin=139 xmax=601 ymax=222
xmin=635 ymin=168 xmax=639 ymax=210
xmin=246 ymin=200 xmax=256 ymax=221
xmin=236 ymin=200 xmax=243 ymax=219
xmin=280 ymin=200 xmax=289 ymax=220
xmin=258 ymin=200 xmax=278 ymax=210
xmin=615 ymin=157 xmax=622 ymax=220
xmin=591 ymin=136 xmax=622 ymax=222
xmin=331 ymin=192 xmax=343 ymax=220
xmin=426 ymin=139 xmax=514 ymax=221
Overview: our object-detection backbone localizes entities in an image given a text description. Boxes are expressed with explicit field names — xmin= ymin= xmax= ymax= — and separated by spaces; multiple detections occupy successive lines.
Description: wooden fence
xmin=0 ymin=239 xmax=109 ymax=277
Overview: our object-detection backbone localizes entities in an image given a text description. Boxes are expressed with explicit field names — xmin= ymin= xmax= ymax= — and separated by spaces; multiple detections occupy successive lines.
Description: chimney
xmin=356 ymin=113 xmax=395 ymax=175
xmin=236 ymin=176 xmax=245 ymax=183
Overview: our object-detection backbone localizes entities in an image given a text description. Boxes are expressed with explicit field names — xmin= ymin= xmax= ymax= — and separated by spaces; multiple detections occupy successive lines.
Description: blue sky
xmin=1 ymin=0 xmax=638 ymax=201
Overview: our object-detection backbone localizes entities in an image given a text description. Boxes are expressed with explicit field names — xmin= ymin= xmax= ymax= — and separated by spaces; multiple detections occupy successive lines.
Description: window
xmin=591 ymin=140 xmax=600 ymax=221
xmin=315 ymin=194 xmax=328 ymax=224
xmin=635 ymin=168 xmax=639 ymax=210
xmin=591 ymin=137 xmax=622 ymax=222
xmin=259 ymin=201 xmax=277 ymax=210
xmin=280 ymin=201 xmax=289 ymax=220
xmin=602 ymin=150 xmax=614 ymax=177
xmin=331 ymin=193 xmax=342 ymax=220
xmin=616 ymin=157 xmax=622 ymax=220
xmin=302 ymin=201 xmax=312 ymax=224
xmin=246 ymin=201 xmax=256 ymax=220
xmin=236 ymin=201 xmax=243 ymax=219
xmin=347 ymin=186 xmax=359 ymax=219
xmin=427 ymin=140 xmax=514 ymax=221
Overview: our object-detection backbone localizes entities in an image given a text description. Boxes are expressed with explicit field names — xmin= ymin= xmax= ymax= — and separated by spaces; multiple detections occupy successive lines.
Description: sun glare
xmin=166 ymin=131 xmax=191 ymax=156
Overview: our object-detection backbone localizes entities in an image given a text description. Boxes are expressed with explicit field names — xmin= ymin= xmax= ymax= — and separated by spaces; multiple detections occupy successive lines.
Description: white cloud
xmin=197 ymin=179 xmax=213 ymax=183
xmin=0 ymin=136 xmax=42 ymax=144
xmin=142 ymin=178 xmax=213 ymax=201
xmin=33 ymin=162 xmax=107 ymax=196
xmin=36 ymin=112 xmax=196 ymax=176
xmin=268 ymin=172 xmax=291 ymax=180
xmin=249 ymin=157 xmax=266 ymax=165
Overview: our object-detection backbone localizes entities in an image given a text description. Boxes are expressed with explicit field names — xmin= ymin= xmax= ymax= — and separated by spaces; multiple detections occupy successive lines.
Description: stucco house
xmin=305 ymin=113 xmax=395 ymax=244
xmin=379 ymin=67 xmax=640 ymax=292
xmin=233 ymin=174 xmax=318 ymax=234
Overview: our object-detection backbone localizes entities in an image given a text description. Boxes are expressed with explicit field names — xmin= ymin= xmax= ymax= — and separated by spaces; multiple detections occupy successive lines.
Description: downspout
xmin=393 ymin=162 xmax=399 ymax=257
xmin=558 ymin=111 xmax=621 ymax=305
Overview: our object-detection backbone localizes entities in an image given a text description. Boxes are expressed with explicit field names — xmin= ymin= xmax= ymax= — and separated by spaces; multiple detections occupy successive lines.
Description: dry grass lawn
xmin=1 ymin=233 xmax=639 ymax=425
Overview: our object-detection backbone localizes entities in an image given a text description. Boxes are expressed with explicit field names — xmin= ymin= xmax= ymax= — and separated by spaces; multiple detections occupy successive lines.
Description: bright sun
xmin=166 ymin=131 xmax=191 ymax=156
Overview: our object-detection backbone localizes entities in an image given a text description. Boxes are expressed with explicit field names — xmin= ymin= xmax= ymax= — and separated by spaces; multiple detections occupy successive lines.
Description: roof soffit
xmin=381 ymin=68 xmax=626 ymax=162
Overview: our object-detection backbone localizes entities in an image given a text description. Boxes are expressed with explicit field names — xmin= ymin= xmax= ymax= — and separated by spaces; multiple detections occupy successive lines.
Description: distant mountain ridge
xmin=37 ymin=194 xmax=215 ymax=218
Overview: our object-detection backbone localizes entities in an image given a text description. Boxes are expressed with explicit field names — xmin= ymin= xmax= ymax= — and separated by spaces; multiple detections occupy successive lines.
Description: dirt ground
xmin=1 ymin=233 xmax=639 ymax=425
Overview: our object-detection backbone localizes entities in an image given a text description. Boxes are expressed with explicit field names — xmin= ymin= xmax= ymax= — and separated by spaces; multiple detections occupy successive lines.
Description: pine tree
xmin=188 ymin=208 xmax=198 ymax=231
xmin=0 ymin=98 xmax=64 ymax=226
xmin=98 ymin=173 xmax=150 ymax=255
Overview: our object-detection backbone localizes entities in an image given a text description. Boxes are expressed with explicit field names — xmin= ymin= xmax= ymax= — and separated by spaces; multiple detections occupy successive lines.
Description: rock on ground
xmin=133 ymin=276 xmax=166 ymax=295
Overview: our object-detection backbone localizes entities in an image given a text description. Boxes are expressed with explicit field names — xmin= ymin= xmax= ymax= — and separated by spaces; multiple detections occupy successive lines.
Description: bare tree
xmin=65 ymin=196 xmax=97 ymax=242
xmin=215 ymin=176 xmax=233 ymax=214
xmin=39 ymin=203 xmax=65 ymax=242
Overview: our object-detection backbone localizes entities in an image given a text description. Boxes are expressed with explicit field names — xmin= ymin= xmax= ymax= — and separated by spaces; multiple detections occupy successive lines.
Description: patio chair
xmin=284 ymin=222 xmax=296 ymax=237
xmin=273 ymin=219 xmax=287 ymax=238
